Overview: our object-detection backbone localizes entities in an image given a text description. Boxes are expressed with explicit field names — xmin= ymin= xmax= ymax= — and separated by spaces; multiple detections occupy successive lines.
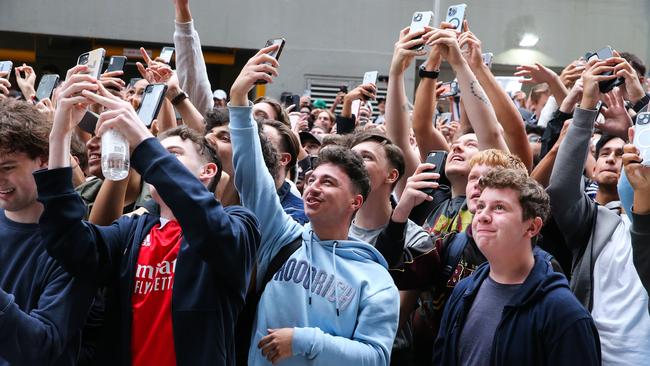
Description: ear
xmin=199 ymin=162 xmax=217 ymax=184
xmin=525 ymin=217 xmax=544 ymax=238
xmin=385 ymin=168 xmax=399 ymax=186
xmin=351 ymin=194 xmax=364 ymax=211
xmin=278 ymin=152 xmax=292 ymax=167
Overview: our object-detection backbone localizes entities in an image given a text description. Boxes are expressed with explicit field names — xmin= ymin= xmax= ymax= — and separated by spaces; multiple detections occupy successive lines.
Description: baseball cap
xmin=299 ymin=131 xmax=322 ymax=146
xmin=213 ymin=89 xmax=227 ymax=100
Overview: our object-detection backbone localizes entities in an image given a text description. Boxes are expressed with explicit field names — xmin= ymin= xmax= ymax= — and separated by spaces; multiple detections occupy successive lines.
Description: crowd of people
xmin=1 ymin=0 xmax=650 ymax=365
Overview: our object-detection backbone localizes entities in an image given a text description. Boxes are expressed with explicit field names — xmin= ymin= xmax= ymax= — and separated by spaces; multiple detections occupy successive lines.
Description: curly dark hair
xmin=158 ymin=126 xmax=222 ymax=193
xmin=0 ymin=98 xmax=51 ymax=159
xmin=478 ymin=168 xmax=550 ymax=223
xmin=313 ymin=145 xmax=371 ymax=201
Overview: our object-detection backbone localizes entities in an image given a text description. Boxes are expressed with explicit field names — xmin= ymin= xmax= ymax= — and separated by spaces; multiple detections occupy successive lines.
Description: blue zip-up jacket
xmin=433 ymin=252 xmax=601 ymax=366
xmin=229 ymin=104 xmax=399 ymax=365
xmin=35 ymin=138 xmax=260 ymax=366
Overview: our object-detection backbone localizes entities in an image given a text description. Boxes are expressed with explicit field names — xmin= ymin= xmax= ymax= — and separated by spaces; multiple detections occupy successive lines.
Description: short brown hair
xmin=254 ymin=96 xmax=290 ymax=126
xmin=314 ymin=145 xmax=371 ymax=201
xmin=469 ymin=149 xmax=527 ymax=171
xmin=0 ymin=98 xmax=51 ymax=159
xmin=478 ymin=168 xmax=550 ymax=223
xmin=158 ymin=126 xmax=222 ymax=192
xmin=263 ymin=119 xmax=300 ymax=173
xmin=349 ymin=132 xmax=405 ymax=188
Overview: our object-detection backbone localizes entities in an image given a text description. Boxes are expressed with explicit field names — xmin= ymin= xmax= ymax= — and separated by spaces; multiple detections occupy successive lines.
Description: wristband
xmin=419 ymin=64 xmax=440 ymax=79
xmin=170 ymin=91 xmax=188 ymax=106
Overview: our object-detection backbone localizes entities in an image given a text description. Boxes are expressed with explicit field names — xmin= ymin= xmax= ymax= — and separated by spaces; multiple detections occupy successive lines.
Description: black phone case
xmin=421 ymin=151 xmax=448 ymax=195
xmin=256 ymin=39 xmax=285 ymax=85
xmin=106 ymin=57 xmax=127 ymax=73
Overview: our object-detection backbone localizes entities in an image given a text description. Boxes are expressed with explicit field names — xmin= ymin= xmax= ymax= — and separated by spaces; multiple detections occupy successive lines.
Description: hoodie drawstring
xmin=308 ymin=231 xmax=314 ymax=305
xmin=332 ymin=241 xmax=339 ymax=316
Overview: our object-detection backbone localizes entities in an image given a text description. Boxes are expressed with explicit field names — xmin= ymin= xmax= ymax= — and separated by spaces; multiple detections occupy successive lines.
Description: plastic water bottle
xmin=101 ymin=130 xmax=129 ymax=181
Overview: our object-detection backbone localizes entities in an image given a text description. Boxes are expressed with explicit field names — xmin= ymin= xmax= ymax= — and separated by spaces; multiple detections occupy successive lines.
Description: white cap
xmin=213 ymin=89 xmax=227 ymax=100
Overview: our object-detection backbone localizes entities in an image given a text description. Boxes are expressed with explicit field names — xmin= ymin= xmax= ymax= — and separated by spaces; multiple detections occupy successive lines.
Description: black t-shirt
xmin=458 ymin=276 xmax=521 ymax=366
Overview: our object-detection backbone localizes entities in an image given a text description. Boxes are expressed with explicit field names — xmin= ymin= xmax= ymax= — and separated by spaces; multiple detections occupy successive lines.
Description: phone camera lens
xmin=414 ymin=13 xmax=423 ymax=22
xmin=448 ymin=8 xmax=457 ymax=16
xmin=79 ymin=55 xmax=89 ymax=65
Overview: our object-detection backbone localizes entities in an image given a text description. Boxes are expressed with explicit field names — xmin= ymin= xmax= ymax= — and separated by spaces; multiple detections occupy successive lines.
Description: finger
xmin=414 ymin=163 xmax=436 ymax=174
xmin=462 ymin=19 xmax=469 ymax=33
xmin=60 ymin=82 xmax=99 ymax=98
xmin=58 ymin=96 xmax=91 ymax=108
xmin=81 ymin=89 xmax=122 ymax=109
xmin=140 ymin=47 xmax=153 ymax=66
xmin=439 ymin=21 xmax=456 ymax=30
xmin=258 ymin=334 xmax=274 ymax=349
xmin=136 ymin=62 xmax=149 ymax=79
xmin=402 ymin=37 xmax=426 ymax=50
xmin=65 ymin=65 xmax=90 ymax=80
xmin=254 ymin=54 xmax=280 ymax=68
xmin=0 ymin=84 xmax=8 ymax=95
xmin=629 ymin=126 xmax=635 ymax=142
xmin=407 ymin=180 xmax=441 ymax=190
xmin=622 ymin=152 xmax=643 ymax=166
xmin=589 ymin=65 xmax=615 ymax=75
xmin=250 ymin=63 xmax=279 ymax=78
xmin=102 ymin=70 xmax=124 ymax=78
xmin=411 ymin=172 xmax=441 ymax=182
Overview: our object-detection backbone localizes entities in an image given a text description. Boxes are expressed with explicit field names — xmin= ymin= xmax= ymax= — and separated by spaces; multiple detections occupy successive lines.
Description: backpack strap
xmin=258 ymin=236 xmax=303 ymax=296
xmin=440 ymin=231 xmax=470 ymax=285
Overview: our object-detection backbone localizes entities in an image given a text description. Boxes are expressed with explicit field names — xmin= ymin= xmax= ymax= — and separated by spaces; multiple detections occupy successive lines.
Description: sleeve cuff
xmin=573 ymin=107 xmax=599 ymax=129
xmin=292 ymin=327 xmax=317 ymax=356
xmin=174 ymin=20 xmax=195 ymax=35
xmin=632 ymin=94 xmax=650 ymax=113
xmin=34 ymin=167 xmax=74 ymax=198
xmin=228 ymin=102 xmax=255 ymax=129
xmin=632 ymin=211 xmax=650 ymax=234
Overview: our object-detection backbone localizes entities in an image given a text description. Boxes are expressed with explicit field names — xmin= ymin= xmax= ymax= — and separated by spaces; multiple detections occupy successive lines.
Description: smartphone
xmin=421 ymin=151 xmax=448 ymax=195
xmin=137 ymin=83 xmax=168 ymax=128
xmin=289 ymin=114 xmax=300 ymax=128
xmin=128 ymin=77 xmax=142 ymax=89
xmin=361 ymin=71 xmax=379 ymax=100
xmin=408 ymin=11 xmax=434 ymax=50
xmin=159 ymin=47 xmax=175 ymax=64
xmin=482 ymin=52 xmax=493 ymax=68
xmin=351 ymin=99 xmax=362 ymax=119
xmin=35 ymin=74 xmax=60 ymax=101
xmin=585 ymin=46 xmax=624 ymax=93
xmin=291 ymin=94 xmax=301 ymax=109
xmin=106 ymin=56 xmax=127 ymax=73
xmin=0 ymin=61 xmax=12 ymax=75
xmin=439 ymin=112 xmax=452 ymax=125
xmin=78 ymin=111 xmax=99 ymax=134
xmin=256 ymin=38 xmax=286 ymax=85
xmin=439 ymin=80 xmax=459 ymax=98
xmin=445 ymin=4 xmax=467 ymax=32
xmin=77 ymin=48 xmax=106 ymax=79
xmin=634 ymin=112 xmax=650 ymax=165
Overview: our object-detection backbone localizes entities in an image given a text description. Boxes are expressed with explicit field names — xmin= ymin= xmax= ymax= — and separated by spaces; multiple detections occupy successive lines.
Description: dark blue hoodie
xmin=433 ymin=252 xmax=601 ymax=366
xmin=35 ymin=138 xmax=260 ymax=366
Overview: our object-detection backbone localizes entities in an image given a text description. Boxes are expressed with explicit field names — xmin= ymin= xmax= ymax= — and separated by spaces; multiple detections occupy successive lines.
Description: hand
xmin=136 ymin=47 xmax=174 ymax=84
xmin=82 ymin=82 xmax=154 ymax=150
xmin=389 ymin=26 xmax=427 ymax=76
xmin=100 ymin=70 xmax=126 ymax=93
xmin=343 ymin=84 xmax=376 ymax=104
xmin=580 ymin=58 xmax=619 ymax=110
xmin=436 ymin=119 xmax=460 ymax=144
xmin=424 ymin=26 xmax=464 ymax=68
xmin=559 ymin=78 xmax=584 ymax=113
xmin=334 ymin=91 xmax=345 ymax=105
xmin=622 ymin=132 xmax=650 ymax=214
xmin=230 ymin=44 xmax=280 ymax=106
xmin=457 ymin=21 xmax=484 ymax=70
xmin=598 ymin=87 xmax=632 ymax=139
xmin=35 ymin=97 xmax=55 ymax=122
xmin=258 ymin=328 xmax=294 ymax=365
xmin=559 ymin=60 xmax=586 ymax=88
xmin=51 ymin=65 xmax=98 ymax=136
xmin=611 ymin=56 xmax=646 ymax=103
xmin=14 ymin=64 xmax=37 ymax=100
xmin=0 ymin=73 xmax=10 ymax=98
xmin=392 ymin=163 xmax=440 ymax=222
xmin=514 ymin=62 xmax=559 ymax=85
xmin=290 ymin=112 xmax=308 ymax=132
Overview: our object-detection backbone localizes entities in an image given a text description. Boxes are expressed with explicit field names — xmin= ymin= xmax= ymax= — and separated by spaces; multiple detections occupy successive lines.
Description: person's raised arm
xmin=229 ymin=45 xmax=303 ymax=283
xmin=622 ymin=139 xmax=650 ymax=296
xmin=385 ymin=27 xmax=427 ymax=197
xmin=411 ymin=25 xmax=453 ymax=160
xmin=14 ymin=64 xmax=37 ymax=101
xmin=173 ymin=0 xmax=214 ymax=115
xmin=136 ymin=48 xmax=177 ymax=133
xmin=428 ymin=27 xmax=508 ymax=152
xmin=459 ymin=25 xmax=531 ymax=169
xmin=515 ymin=62 xmax=568 ymax=106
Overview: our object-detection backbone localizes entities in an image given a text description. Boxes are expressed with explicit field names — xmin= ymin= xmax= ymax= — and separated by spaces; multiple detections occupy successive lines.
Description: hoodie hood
xmin=301 ymin=223 xmax=389 ymax=269
xmin=464 ymin=249 xmax=569 ymax=308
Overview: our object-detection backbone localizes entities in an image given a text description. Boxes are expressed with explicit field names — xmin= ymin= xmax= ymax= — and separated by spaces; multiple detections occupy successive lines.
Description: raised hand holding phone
xmin=392 ymin=163 xmax=441 ymax=223
xmin=390 ymin=26 xmax=428 ymax=77
xmin=580 ymin=58 xmax=618 ymax=110
xmin=14 ymin=64 xmax=37 ymax=100
xmin=230 ymin=44 xmax=280 ymax=106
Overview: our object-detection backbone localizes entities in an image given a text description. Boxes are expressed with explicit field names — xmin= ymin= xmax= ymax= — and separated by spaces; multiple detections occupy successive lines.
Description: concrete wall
xmin=2 ymin=0 xmax=648 ymax=100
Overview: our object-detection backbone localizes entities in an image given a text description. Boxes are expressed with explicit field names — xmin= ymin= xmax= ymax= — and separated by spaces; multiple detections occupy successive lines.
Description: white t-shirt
xmin=592 ymin=215 xmax=650 ymax=365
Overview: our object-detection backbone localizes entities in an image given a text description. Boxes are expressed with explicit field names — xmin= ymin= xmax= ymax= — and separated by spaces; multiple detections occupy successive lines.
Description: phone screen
xmin=445 ymin=4 xmax=467 ymax=31
xmin=137 ymin=84 xmax=168 ymax=127
xmin=35 ymin=74 xmax=60 ymax=101
xmin=159 ymin=47 xmax=175 ymax=63
xmin=106 ymin=56 xmax=127 ymax=73
xmin=0 ymin=61 xmax=12 ymax=74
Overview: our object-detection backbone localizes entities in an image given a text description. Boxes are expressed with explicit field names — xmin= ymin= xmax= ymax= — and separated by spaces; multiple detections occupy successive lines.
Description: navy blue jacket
xmin=433 ymin=252 xmax=601 ymax=366
xmin=36 ymin=138 xmax=260 ymax=366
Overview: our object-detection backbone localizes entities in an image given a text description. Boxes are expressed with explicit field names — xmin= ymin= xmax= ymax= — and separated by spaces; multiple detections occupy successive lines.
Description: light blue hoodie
xmin=229 ymin=104 xmax=399 ymax=365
